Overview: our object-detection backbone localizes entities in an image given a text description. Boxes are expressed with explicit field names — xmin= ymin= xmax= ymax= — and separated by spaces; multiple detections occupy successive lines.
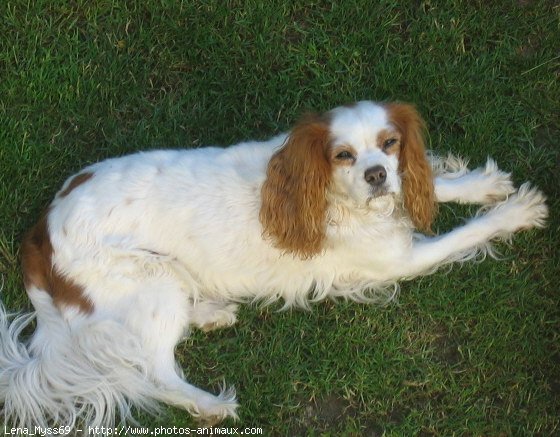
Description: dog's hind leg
xmin=122 ymin=278 xmax=238 ymax=423
xmin=150 ymin=348 xmax=238 ymax=424
xmin=190 ymin=301 xmax=238 ymax=332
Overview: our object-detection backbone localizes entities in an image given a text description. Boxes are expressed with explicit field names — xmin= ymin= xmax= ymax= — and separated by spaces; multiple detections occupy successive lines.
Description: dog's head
xmin=260 ymin=101 xmax=436 ymax=258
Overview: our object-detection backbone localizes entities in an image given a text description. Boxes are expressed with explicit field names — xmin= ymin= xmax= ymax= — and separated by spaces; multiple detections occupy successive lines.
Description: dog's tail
xmin=0 ymin=288 xmax=160 ymax=430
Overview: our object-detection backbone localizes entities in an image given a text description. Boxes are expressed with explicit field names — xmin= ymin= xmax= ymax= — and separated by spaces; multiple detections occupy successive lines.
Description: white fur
xmin=0 ymin=101 xmax=548 ymax=428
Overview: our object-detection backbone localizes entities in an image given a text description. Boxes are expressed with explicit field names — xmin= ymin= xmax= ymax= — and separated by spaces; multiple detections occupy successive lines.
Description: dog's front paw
xmin=472 ymin=158 xmax=516 ymax=204
xmin=486 ymin=182 xmax=548 ymax=233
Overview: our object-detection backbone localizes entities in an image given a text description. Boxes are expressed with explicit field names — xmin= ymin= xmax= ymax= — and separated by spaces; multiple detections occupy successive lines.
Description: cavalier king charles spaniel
xmin=0 ymin=101 xmax=548 ymax=428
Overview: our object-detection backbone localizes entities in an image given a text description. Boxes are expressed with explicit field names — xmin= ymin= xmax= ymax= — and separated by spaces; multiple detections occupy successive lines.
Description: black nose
xmin=364 ymin=165 xmax=387 ymax=186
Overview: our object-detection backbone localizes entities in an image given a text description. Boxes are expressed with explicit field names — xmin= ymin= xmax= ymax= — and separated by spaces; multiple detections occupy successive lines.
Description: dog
xmin=0 ymin=101 xmax=548 ymax=428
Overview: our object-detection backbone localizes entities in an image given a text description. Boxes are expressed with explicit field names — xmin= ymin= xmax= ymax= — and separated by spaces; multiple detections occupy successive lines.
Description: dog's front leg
xmin=402 ymin=183 xmax=547 ymax=277
xmin=434 ymin=157 xmax=515 ymax=205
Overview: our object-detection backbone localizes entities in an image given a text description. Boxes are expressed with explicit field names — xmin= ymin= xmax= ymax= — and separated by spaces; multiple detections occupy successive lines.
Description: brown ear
xmin=260 ymin=115 xmax=331 ymax=258
xmin=387 ymin=103 xmax=437 ymax=232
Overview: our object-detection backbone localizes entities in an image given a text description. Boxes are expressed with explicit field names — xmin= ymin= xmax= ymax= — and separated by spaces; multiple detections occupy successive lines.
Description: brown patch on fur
xmin=58 ymin=172 xmax=93 ymax=197
xmin=386 ymin=103 xmax=437 ymax=232
xmin=260 ymin=114 xmax=332 ymax=259
xmin=21 ymin=212 xmax=93 ymax=313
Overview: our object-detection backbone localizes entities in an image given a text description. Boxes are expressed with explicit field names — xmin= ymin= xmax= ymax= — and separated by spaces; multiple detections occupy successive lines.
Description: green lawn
xmin=1 ymin=1 xmax=558 ymax=435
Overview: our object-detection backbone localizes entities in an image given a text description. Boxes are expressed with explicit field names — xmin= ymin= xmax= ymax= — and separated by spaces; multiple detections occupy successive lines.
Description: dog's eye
xmin=383 ymin=138 xmax=398 ymax=150
xmin=335 ymin=151 xmax=355 ymax=160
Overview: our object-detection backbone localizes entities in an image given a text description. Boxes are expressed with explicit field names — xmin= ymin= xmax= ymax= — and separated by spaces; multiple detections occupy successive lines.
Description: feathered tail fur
xmin=0 ymin=289 xmax=160 ymax=430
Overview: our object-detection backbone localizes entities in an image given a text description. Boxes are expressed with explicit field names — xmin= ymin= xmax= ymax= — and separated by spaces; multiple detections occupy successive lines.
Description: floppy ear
xmin=260 ymin=115 xmax=331 ymax=259
xmin=387 ymin=103 xmax=437 ymax=232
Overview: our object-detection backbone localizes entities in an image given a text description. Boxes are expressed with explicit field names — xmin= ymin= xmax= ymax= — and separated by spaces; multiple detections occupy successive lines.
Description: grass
xmin=1 ymin=0 xmax=559 ymax=435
